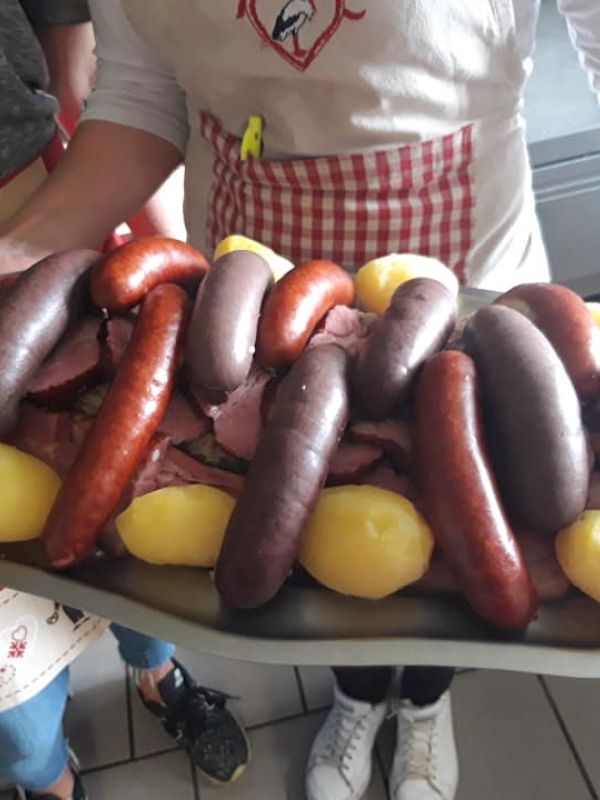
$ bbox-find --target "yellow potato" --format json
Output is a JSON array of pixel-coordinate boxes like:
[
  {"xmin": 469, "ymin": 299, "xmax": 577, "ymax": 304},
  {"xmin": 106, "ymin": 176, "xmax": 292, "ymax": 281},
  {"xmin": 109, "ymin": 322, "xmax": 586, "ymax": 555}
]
[
  {"xmin": 0, "ymin": 443, "xmax": 61, "ymax": 542},
  {"xmin": 299, "ymin": 485, "xmax": 434, "ymax": 600},
  {"xmin": 116, "ymin": 484, "xmax": 235, "ymax": 567},
  {"xmin": 214, "ymin": 235, "xmax": 293, "ymax": 281},
  {"xmin": 586, "ymin": 302, "xmax": 600, "ymax": 330},
  {"xmin": 355, "ymin": 253, "xmax": 459, "ymax": 315},
  {"xmin": 555, "ymin": 511, "xmax": 600, "ymax": 602}
]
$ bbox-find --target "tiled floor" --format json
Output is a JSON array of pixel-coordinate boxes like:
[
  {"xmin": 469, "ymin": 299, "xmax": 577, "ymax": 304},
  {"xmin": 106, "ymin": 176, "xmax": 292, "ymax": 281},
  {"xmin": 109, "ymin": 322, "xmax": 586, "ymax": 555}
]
[{"xmin": 3, "ymin": 634, "xmax": 600, "ymax": 799}]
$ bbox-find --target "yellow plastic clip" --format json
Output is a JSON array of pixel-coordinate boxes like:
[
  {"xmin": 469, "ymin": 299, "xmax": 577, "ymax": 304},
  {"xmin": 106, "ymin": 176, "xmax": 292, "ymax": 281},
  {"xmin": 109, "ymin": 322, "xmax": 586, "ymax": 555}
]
[{"xmin": 240, "ymin": 115, "xmax": 264, "ymax": 161}]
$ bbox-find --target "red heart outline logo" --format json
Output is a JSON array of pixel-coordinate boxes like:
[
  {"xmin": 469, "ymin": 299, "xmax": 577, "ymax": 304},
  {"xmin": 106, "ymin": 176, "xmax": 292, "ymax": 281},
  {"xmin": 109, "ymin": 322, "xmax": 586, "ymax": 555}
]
[
  {"xmin": 245, "ymin": 1, "xmax": 364, "ymax": 72},
  {"xmin": 11, "ymin": 625, "xmax": 27, "ymax": 642}
]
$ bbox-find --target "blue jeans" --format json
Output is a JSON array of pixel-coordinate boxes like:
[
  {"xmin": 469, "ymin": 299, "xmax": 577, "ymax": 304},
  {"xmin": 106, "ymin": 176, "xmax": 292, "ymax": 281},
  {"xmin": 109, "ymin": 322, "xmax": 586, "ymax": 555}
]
[{"xmin": 0, "ymin": 625, "xmax": 175, "ymax": 792}]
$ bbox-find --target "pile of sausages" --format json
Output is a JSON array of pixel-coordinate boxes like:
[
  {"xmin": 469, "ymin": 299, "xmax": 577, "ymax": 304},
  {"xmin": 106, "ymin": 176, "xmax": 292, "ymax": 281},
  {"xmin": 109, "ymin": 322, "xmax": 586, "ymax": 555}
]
[{"xmin": 0, "ymin": 236, "xmax": 598, "ymax": 631}]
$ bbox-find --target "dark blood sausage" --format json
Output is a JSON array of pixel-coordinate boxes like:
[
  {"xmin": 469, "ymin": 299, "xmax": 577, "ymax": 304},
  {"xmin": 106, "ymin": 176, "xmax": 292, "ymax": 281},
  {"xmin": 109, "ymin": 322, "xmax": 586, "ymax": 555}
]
[
  {"xmin": 256, "ymin": 260, "xmax": 355, "ymax": 369},
  {"xmin": 42, "ymin": 283, "xmax": 189, "ymax": 568},
  {"xmin": 464, "ymin": 305, "xmax": 589, "ymax": 533},
  {"xmin": 215, "ymin": 344, "xmax": 350, "ymax": 609},
  {"xmin": 0, "ymin": 249, "xmax": 100, "ymax": 436},
  {"xmin": 494, "ymin": 282, "xmax": 600, "ymax": 400},
  {"xmin": 186, "ymin": 251, "xmax": 273, "ymax": 393},
  {"xmin": 353, "ymin": 278, "xmax": 457, "ymax": 419},
  {"xmin": 0, "ymin": 272, "xmax": 20, "ymax": 298},
  {"xmin": 414, "ymin": 350, "xmax": 538, "ymax": 629},
  {"xmin": 90, "ymin": 236, "xmax": 209, "ymax": 311}
]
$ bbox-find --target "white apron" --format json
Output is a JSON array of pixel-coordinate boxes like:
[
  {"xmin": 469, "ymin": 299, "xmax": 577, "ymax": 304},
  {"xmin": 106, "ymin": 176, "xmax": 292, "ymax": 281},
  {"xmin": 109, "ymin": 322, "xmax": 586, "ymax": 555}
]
[{"xmin": 124, "ymin": 0, "xmax": 549, "ymax": 289}]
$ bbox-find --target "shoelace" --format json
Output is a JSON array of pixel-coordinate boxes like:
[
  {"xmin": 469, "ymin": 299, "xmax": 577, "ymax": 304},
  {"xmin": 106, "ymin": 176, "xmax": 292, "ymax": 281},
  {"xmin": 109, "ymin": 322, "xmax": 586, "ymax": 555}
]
[
  {"xmin": 401, "ymin": 717, "xmax": 436, "ymax": 781},
  {"xmin": 170, "ymin": 685, "xmax": 235, "ymax": 738},
  {"xmin": 317, "ymin": 705, "xmax": 369, "ymax": 772}
]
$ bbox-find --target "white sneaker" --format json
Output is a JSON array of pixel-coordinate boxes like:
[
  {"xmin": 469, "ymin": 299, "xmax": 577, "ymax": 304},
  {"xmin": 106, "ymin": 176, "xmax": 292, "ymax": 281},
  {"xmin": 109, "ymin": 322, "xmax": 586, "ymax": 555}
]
[
  {"xmin": 390, "ymin": 691, "xmax": 458, "ymax": 800},
  {"xmin": 305, "ymin": 684, "xmax": 387, "ymax": 800}
]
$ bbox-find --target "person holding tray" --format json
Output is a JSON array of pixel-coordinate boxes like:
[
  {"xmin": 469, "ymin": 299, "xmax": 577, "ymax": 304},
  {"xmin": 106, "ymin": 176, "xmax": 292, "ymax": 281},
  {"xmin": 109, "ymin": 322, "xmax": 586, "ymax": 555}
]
[
  {"xmin": 1, "ymin": 2, "xmax": 600, "ymax": 800},
  {"xmin": 0, "ymin": 4, "xmax": 249, "ymax": 799}
]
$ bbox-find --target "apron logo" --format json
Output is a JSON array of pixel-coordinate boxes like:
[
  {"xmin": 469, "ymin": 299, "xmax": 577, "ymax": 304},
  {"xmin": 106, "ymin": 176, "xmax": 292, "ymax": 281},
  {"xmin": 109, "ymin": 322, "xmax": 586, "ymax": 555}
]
[
  {"xmin": 8, "ymin": 625, "xmax": 28, "ymax": 658},
  {"xmin": 236, "ymin": 0, "xmax": 366, "ymax": 71}
]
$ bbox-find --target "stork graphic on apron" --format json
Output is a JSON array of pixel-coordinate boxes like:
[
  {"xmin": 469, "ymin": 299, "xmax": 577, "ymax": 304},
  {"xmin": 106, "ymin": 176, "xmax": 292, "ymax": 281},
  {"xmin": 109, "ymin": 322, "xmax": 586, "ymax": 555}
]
[{"xmin": 236, "ymin": 0, "xmax": 366, "ymax": 71}]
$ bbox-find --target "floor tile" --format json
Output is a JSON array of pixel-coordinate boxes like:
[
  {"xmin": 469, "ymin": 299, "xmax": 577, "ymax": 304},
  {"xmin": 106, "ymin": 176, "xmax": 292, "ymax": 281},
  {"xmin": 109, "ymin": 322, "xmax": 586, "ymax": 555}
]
[
  {"xmin": 377, "ymin": 670, "xmax": 592, "ymax": 799},
  {"xmin": 544, "ymin": 674, "xmax": 600, "ymax": 794},
  {"xmin": 131, "ymin": 649, "xmax": 303, "ymax": 757},
  {"xmin": 453, "ymin": 670, "xmax": 589, "ymax": 800},
  {"xmin": 297, "ymin": 666, "xmax": 334, "ymax": 710},
  {"xmin": 200, "ymin": 711, "xmax": 387, "ymax": 799},
  {"xmin": 84, "ymin": 752, "xmax": 195, "ymax": 799},
  {"xmin": 65, "ymin": 632, "xmax": 130, "ymax": 770}
]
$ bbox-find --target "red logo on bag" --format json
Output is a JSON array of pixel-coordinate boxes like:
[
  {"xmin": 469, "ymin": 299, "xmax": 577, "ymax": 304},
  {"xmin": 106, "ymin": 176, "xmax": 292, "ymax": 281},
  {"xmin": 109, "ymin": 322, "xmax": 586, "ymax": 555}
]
[
  {"xmin": 236, "ymin": 0, "xmax": 366, "ymax": 71},
  {"xmin": 7, "ymin": 625, "xmax": 28, "ymax": 659}
]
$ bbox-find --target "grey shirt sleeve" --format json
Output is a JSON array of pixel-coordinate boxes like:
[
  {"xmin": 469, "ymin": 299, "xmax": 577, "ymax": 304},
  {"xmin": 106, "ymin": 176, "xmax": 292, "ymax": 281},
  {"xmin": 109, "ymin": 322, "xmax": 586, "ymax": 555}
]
[{"xmin": 20, "ymin": 0, "xmax": 91, "ymax": 27}]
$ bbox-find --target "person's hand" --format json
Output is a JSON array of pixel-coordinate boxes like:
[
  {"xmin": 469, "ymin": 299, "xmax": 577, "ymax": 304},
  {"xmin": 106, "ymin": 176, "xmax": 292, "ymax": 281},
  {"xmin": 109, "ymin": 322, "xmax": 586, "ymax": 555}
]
[{"xmin": 36, "ymin": 23, "xmax": 97, "ymax": 135}]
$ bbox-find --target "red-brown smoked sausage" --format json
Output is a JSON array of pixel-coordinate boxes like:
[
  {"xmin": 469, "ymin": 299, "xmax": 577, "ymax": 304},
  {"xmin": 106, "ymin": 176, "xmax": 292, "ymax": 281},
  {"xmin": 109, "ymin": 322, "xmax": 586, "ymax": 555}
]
[
  {"xmin": 42, "ymin": 283, "xmax": 189, "ymax": 568},
  {"xmin": 91, "ymin": 236, "xmax": 209, "ymax": 311},
  {"xmin": 414, "ymin": 350, "xmax": 538, "ymax": 629},
  {"xmin": 256, "ymin": 260, "xmax": 355, "ymax": 369}
]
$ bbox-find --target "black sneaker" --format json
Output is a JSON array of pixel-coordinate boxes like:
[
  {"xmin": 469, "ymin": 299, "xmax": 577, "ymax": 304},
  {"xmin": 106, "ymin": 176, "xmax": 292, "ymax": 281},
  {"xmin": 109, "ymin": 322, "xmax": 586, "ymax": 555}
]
[
  {"xmin": 15, "ymin": 748, "xmax": 86, "ymax": 800},
  {"xmin": 136, "ymin": 658, "xmax": 250, "ymax": 785}
]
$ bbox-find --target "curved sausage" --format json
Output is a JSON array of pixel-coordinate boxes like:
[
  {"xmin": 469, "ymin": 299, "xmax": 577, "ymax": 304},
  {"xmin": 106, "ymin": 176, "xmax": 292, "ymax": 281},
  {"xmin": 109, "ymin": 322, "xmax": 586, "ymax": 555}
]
[
  {"xmin": 90, "ymin": 236, "xmax": 209, "ymax": 311},
  {"xmin": 414, "ymin": 350, "xmax": 538, "ymax": 629},
  {"xmin": 215, "ymin": 344, "xmax": 350, "ymax": 609},
  {"xmin": 495, "ymin": 282, "xmax": 600, "ymax": 400},
  {"xmin": 42, "ymin": 283, "xmax": 189, "ymax": 568},
  {"xmin": 464, "ymin": 305, "xmax": 589, "ymax": 533},
  {"xmin": 0, "ymin": 250, "xmax": 100, "ymax": 437},
  {"xmin": 353, "ymin": 278, "xmax": 457, "ymax": 419},
  {"xmin": 256, "ymin": 260, "xmax": 355, "ymax": 369},
  {"xmin": 0, "ymin": 272, "xmax": 19, "ymax": 299},
  {"xmin": 186, "ymin": 250, "xmax": 273, "ymax": 393}
]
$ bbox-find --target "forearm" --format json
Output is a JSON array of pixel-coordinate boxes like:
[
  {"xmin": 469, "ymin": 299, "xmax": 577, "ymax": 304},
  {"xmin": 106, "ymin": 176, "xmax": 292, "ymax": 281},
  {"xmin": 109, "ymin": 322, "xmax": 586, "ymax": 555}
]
[
  {"xmin": 36, "ymin": 22, "xmax": 97, "ymax": 135},
  {"xmin": 128, "ymin": 167, "xmax": 186, "ymax": 240},
  {"xmin": 0, "ymin": 120, "xmax": 182, "ymax": 268}
]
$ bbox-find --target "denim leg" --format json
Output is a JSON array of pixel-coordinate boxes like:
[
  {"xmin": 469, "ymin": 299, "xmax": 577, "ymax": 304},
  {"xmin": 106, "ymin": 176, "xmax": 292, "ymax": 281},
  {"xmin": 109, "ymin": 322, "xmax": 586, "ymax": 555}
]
[
  {"xmin": 0, "ymin": 668, "xmax": 70, "ymax": 791},
  {"xmin": 110, "ymin": 624, "xmax": 176, "ymax": 670}
]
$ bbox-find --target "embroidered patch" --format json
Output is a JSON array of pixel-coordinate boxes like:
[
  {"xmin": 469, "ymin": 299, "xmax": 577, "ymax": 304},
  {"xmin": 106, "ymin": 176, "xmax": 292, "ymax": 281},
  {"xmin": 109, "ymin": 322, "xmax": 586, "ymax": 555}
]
[{"xmin": 236, "ymin": 0, "xmax": 366, "ymax": 71}]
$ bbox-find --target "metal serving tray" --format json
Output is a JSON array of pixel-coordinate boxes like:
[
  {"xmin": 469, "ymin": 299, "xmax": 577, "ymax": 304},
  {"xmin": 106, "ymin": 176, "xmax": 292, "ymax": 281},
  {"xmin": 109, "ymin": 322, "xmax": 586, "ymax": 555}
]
[{"xmin": 2, "ymin": 288, "xmax": 600, "ymax": 678}]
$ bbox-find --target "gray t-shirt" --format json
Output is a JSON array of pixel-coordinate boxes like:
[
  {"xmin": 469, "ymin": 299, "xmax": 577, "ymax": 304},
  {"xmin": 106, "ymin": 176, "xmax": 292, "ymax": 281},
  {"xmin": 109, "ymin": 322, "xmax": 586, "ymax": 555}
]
[{"xmin": 0, "ymin": 0, "xmax": 90, "ymax": 181}]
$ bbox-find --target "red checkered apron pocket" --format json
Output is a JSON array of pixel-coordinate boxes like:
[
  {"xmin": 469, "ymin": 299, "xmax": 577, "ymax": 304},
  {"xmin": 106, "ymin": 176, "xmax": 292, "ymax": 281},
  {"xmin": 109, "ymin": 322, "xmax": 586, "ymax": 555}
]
[{"xmin": 200, "ymin": 112, "xmax": 475, "ymax": 285}]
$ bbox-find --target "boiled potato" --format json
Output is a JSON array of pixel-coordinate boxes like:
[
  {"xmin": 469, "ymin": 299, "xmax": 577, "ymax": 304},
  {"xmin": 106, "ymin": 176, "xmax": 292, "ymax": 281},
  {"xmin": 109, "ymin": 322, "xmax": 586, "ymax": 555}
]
[
  {"xmin": 299, "ymin": 485, "xmax": 434, "ymax": 600},
  {"xmin": 555, "ymin": 511, "xmax": 600, "ymax": 601},
  {"xmin": 355, "ymin": 253, "xmax": 459, "ymax": 315},
  {"xmin": 586, "ymin": 302, "xmax": 600, "ymax": 330},
  {"xmin": 116, "ymin": 484, "xmax": 235, "ymax": 567},
  {"xmin": 0, "ymin": 443, "xmax": 61, "ymax": 542},
  {"xmin": 214, "ymin": 235, "xmax": 293, "ymax": 281}
]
